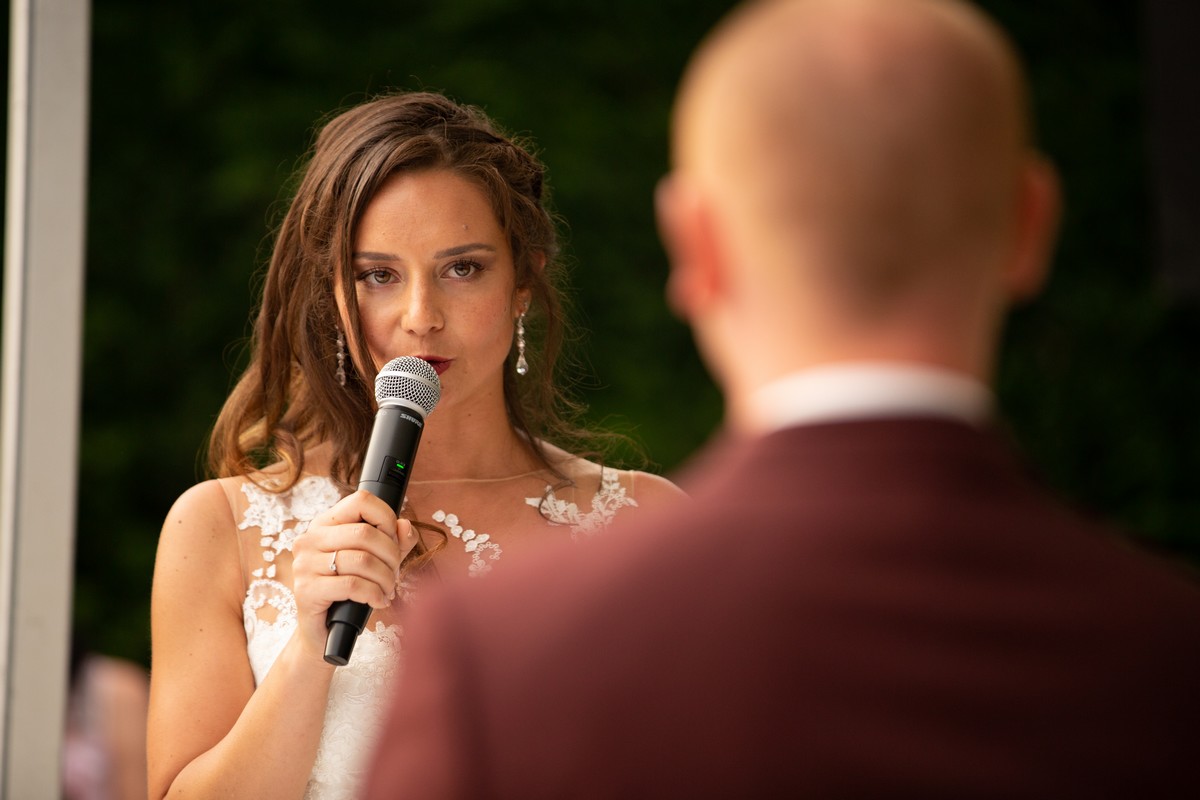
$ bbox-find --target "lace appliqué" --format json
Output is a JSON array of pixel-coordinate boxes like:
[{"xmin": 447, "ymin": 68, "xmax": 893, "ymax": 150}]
[
  {"xmin": 242, "ymin": 579, "xmax": 297, "ymax": 685},
  {"xmin": 239, "ymin": 476, "xmax": 341, "ymax": 579},
  {"xmin": 240, "ymin": 476, "xmax": 345, "ymax": 681},
  {"xmin": 233, "ymin": 469, "xmax": 640, "ymax": 798},
  {"xmin": 307, "ymin": 621, "xmax": 402, "ymax": 800},
  {"xmin": 431, "ymin": 509, "xmax": 503, "ymax": 577},
  {"xmin": 237, "ymin": 475, "xmax": 402, "ymax": 800},
  {"xmin": 526, "ymin": 467, "xmax": 638, "ymax": 541}
]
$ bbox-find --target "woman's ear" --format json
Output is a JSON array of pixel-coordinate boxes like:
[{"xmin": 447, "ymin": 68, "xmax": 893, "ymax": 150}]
[
  {"xmin": 656, "ymin": 174, "xmax": 726, "ymax": 321},
  {"xmin": 516, "ymin": 252, "xmax": 545, "ymax": 314},
  {"xmin": 515, "ymin": 286, "xmax": 533, "ymax": 316}
]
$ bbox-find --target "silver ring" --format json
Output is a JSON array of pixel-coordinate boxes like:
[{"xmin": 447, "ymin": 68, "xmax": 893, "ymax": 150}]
[{"xmin": 329, "ymin": 550, "xmax": 339, "ymax": 575}]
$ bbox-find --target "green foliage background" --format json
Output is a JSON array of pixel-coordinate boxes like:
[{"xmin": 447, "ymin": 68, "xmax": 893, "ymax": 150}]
[{"xmin": 63, "ymin": 0, "xmax": 1197, "ymax": 664}]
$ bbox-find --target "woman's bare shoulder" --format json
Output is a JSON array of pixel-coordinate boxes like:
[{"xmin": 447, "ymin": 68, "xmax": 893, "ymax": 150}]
[
  {"xmin": 156, "ymin": 478, "xmax": 245, "ymax": 581},
  {"xmin": 537, "ymin": 442, "xmax": 686, "ymax": 510},
  {"xmin": 163, "ymin": 479, "xmax": 237, "ymax": 534},
  {"xmin": 621, "ymin": 469, "xmax": 687, "ymax": 509},
  {"xmin": 152, "ymin": 480, "xmax": 247, "ymax": 655}
]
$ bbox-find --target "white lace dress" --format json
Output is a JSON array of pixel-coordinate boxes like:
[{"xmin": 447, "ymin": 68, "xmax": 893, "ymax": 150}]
[{"xmin": 232, "ymin": 468, "xmax": 640, "ymax": 799}]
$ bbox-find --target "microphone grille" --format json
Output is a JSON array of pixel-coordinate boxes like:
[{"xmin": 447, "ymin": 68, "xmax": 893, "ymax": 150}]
[{"xmin": 374, "ymin": 356, "xmax": 441, "ymax": 417}]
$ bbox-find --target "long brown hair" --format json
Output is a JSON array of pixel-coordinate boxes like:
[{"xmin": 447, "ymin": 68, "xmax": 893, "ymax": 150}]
[{"xmin": 208, "ymin": 91, "xmax": 588, "ymax": 491}]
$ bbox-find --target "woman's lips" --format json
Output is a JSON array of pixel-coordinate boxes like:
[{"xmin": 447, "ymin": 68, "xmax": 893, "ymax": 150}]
[{"xmin": 417, "ymin": 357, "xmax": 450, "ymax": 376}]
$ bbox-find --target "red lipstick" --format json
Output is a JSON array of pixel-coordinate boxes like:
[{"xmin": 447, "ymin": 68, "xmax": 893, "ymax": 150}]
[{"xmin": 416, "ymin": 356, "xmax": 451, "ymax": 376}]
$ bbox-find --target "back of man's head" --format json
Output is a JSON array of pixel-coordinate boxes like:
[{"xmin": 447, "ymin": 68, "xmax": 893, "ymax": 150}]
[{"xmin": 658, "ymin": 0, "xmax": 1060, "ymax": 412}]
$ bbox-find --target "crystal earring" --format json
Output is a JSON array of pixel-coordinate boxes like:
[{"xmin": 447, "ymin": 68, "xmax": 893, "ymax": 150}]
[
  {"xmin": 515, "ymin": 310, "xmax": 528, "ymax": 376},
  {"xmin": 335, "ymin": 328, "xmax": 347, "ymax": 386}
]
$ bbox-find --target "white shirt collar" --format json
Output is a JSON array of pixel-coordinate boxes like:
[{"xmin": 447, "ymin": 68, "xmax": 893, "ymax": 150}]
[{"xmin": 747, "ymin": 362, "xmax": 993, "ymax": 435}]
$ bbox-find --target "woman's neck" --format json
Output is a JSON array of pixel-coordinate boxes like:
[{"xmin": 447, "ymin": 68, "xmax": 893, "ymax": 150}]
[{"xmin": 405, "ymin": 397, "xmax": 542, "ymax": 483}]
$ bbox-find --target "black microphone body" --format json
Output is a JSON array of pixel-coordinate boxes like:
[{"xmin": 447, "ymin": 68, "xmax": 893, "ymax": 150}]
[{"xmin": 324, "ymin": 357, "xmax": 440, "ymax": 666}]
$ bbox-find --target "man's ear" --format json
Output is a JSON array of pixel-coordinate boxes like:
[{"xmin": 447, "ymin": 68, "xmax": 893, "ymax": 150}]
[
  {"xmin": 1004, "ymin": 154, "xmax": 1061, "ymax": 303},
  {"xmin": 656, "ymin": 174, "xmax": 727, "ymax": 320}
]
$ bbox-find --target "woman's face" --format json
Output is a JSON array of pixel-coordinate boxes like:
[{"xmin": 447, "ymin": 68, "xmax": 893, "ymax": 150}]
[{"xmin": 342, "ymin": 168, "xmax": 528, "ymax": 411}]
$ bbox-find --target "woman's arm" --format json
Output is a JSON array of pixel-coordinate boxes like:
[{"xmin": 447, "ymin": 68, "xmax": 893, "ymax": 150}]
[
  {"xmin": 147, "ymin": 480, "xmax": 335, "ymax": 799},
  {"xmin": 147, "ymin": 481, "xmax": 413, "ymax": 800}
]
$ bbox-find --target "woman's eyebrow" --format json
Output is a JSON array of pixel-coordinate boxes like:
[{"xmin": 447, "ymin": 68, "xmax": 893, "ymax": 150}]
[
  {"xmin": 352, "ymin": 250, "xmax": 399, "ymax": 261},
  {"xmin": 434, "ymin": 243, "xmax": 496, "ymax": 258},
  {"xmin": 352, "ymin": 243, "xmax": 497, "ymax": 261}
]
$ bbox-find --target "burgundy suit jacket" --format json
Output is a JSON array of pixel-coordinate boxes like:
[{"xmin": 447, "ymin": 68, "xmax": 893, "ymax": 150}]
[{"xmin": 365, "ymin": 419, "xmax": 1200, "ymax": 798}]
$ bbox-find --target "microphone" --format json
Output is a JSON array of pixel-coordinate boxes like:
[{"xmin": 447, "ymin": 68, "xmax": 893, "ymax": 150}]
[{"xmin": 324, "ymin": 356, "xmax": 441, "ymax": 666}]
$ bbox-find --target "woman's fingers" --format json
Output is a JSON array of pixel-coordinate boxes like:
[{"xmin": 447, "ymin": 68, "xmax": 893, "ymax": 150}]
[
  {"xmin": 295, "ymin": 491, "xmax": 408, "ymax": 609},
  {"xmin": 308, "ymin": 493, "xmax": 403, "ymax": 568},
  {"xmin": 294, "ymin": 542, "xmax": 396, "ymax": 609},
  {"xmin": 324, "ymin": 520, "xmax": 402, "ymax": 572},
  {"xmin": 318, "ymin": 490, "xmax": 398, "ymax": 539},
  {"xmin": 397, "ymin": 519, "xmax": 420, "ymax": 560},
  {"xmin": 324, "ymin": 548, "xmax": 397, "ymax": 604}
]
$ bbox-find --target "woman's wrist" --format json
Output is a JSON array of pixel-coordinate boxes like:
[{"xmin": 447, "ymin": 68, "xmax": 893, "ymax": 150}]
[{"xmin": 283, "ymin": 629, "xmax": 339, "ymax": 682}]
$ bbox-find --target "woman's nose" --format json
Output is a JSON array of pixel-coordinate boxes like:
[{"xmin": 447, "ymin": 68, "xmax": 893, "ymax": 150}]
[{"xmin": 402, "ymin": 281, "xmax": 444, "ymax": 336}]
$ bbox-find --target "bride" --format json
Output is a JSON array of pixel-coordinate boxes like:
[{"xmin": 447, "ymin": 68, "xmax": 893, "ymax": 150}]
[{"xmin": 146, "ymin": 91, "xmax": 684, "ymax": 800}]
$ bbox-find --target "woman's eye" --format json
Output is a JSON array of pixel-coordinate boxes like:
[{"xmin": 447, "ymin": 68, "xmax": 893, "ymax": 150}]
[
  {"xmin": 357, "ymin": 269, "xmax": 395, "ymax": 285},
  {"xmin": 447, "ymin": 260, "xmax": 482, "ymax": 279}
]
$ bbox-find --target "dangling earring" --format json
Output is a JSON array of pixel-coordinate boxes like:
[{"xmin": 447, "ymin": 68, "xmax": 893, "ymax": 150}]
[
  {"xmin": 335, "ymin": 328, "xmax": 347, "ymax": 387},
  {"xmin": 515, "ymin": 310, "xmax": 529, "ymax": 376}
]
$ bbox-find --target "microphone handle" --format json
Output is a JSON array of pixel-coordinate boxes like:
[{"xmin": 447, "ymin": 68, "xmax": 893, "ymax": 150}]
[{"xmin": 324, "ymin": 404, "xmax": 424, "ymax": 666}]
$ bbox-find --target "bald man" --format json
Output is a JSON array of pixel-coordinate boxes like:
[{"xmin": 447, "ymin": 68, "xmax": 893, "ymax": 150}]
[{"xmin": 365, "ymin": 1, "xmax": 1200, "ymax": 797}]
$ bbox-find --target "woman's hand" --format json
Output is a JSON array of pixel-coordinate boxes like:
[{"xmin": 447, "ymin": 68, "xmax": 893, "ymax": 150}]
[{"xmin": 291, "ymin": 490, "xmax": 419, "ymax": 659}]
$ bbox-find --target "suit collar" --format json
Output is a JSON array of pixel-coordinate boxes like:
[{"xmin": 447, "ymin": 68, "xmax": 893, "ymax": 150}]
[{"xmin": 746, "ymin": 362, "xmax": 992, "ymax": 434}]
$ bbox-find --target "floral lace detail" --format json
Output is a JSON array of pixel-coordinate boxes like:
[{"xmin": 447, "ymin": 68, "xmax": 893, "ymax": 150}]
[
  {"xmin": 243, "ymin": 580, "xmax": 298, "ymax": 685},
  {"xmin": 238, "ymin": 476, "xmax": 401, "ymax": 800},
  {"xmin": 236, "ymin": 469, "xmax": 639, "ymax": 798},
  {"xmin": 242, "ymin": 586, "xmax": 400, "ymax": 799},
  {"xmin": 431, "ymin": 510, "xmax": 503, "ymax": 577},
  {"xmin": 307, "ymin": 622, "xmax": 402, "ymax": 800},
  {"xmin": 239, "ymin": 476, "xmax": 341, "ymax": 579},
  {"xmin": 244, "ymin": 579, "xmax": 298, "ymax": 629},
  {"xmin": 526, "ymin": 466, "xmax": 638, "ymax": 540}
]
